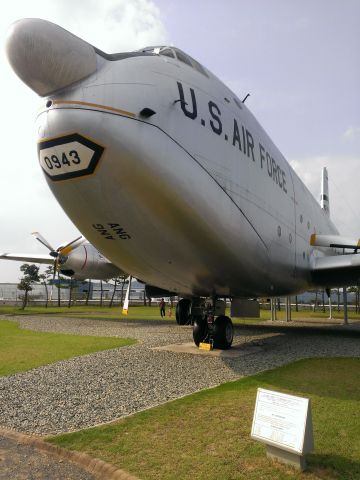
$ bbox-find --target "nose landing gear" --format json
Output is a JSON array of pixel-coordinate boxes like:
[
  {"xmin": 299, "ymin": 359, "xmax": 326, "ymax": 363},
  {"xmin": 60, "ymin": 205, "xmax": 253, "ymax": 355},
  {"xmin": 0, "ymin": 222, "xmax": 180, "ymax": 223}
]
[{"xmin": 192, "ymin": 298, "xmax": 234, "ymax": 350}]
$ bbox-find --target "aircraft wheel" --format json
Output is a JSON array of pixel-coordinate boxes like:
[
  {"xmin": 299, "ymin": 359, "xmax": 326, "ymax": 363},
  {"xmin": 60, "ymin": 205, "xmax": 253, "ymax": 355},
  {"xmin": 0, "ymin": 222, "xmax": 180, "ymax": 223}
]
[
  {"xmin": 193, "ymin": 316, "xmax": 208, "ymax": 346},
  {"xmin": 176, "ymin": 298, "xmax": 191, "ymax": 325},
  {"xmin": 213, "ymin": 315, "xmax": 233, "ymax": 349}
]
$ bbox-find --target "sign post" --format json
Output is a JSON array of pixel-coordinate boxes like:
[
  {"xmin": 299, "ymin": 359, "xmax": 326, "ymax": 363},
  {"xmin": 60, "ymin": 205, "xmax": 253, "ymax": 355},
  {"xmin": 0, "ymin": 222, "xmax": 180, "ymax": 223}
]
[{"xmin": 251, "ymin": 388, "xmax": 314, "ymax": 471}]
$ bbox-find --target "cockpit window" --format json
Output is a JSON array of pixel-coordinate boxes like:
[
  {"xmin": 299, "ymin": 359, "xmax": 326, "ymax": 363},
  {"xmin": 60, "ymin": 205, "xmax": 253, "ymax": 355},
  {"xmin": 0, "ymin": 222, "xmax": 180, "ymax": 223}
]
[
  {"xmin": 94, "ymin": 44, "xmax": 208, "ymax": 77},
  {"xmin": 141, "ymin": 46, "xmax": 209, "ymax": 77},
  {"xmin": 159, "ymin": 48, "xmax": 175, "ymax": 59},
  {"xmin": 94, "ymin": 47, "xmax": 155, "ymax": 61},
  {"xmin": 173, "ymin": 48, "xmax": 208, "ymax": 77},
  {"xmin": 174, "ymin": 49, "xmax": 193, "ymax": 66},
  {"xmin": 189, "ymin": 57, "xmax": 208, "ymax": 77},
  {"xmin": 139, "ymin": 46, "xmax": 161, "ymax": 53}
]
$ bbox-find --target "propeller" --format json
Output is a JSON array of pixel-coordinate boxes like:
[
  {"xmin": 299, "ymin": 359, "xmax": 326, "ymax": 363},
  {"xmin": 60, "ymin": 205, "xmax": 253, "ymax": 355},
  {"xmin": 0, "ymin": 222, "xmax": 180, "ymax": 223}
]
[
  {"xmin": 31, "ymin": 232, "xmax": 86, "ymax": 279},
  {"xmin": 32, "ymin": 231, "xmax": 55, "ymax": 252},
  {"xmin": 122, "ymin": 275, "xmax": 132, "ymax": 315},
  {"xmin": 58, "ymin": 236, "xmax": 85, "ymax": 256}
]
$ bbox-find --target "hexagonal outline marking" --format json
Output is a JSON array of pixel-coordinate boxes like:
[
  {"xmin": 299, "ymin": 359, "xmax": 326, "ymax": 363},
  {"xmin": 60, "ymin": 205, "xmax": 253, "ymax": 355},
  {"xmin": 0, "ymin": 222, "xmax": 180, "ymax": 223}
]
[{"xmin": 37, "ymin": 133, "xmax": 105, "ymax": 181}]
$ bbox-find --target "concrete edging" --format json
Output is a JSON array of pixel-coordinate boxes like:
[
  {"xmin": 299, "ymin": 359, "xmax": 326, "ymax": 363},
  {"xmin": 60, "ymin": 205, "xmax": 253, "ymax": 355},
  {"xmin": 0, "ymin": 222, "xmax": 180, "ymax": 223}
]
[{"xmin": 0, "ymin": 428, "xmax": 139, "ymax": 480}]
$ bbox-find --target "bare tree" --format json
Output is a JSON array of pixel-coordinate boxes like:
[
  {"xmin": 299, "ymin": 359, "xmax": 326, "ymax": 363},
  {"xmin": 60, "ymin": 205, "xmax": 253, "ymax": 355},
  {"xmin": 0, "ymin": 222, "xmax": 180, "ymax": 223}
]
[
  {"xmin": 39, "ymin": 265, "xmax": 53, "ymax": 308},
  {"xmin": 110, "ymin": 277, "xmax": 123, "ymax": 307},
  {"xmin": 54, "ymin": 274, "xmax": 67, "ymax": 307},
  {"xmin": 313, "ymin": 290, "xmax": 318, "ymax": 312},
  {"xmin": 146, "ymin": 291, "xmax": 152, "ymax": 307},
  {"xmin": 100, "ymin": 280, "xmax": 103, "ymax": 307},
  {"xmin": 57, "ymin": 272, "xmax": 61, "ymax": 307},
  {"xmin": 348, "ymin": 286, "xmax": 360, "ymax": 314},
  {"xmin": 68, "ymin": 278, "xmax": 73, "ymax": 308},
  {"xmin": 85, "ymin": 279, "xmax": 91, "ymax": 305}
]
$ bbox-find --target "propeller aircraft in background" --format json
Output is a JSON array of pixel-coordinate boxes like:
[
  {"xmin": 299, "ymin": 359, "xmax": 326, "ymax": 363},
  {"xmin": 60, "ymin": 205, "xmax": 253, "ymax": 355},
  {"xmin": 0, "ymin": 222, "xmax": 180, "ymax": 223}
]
[
  {"xmin": 0, "ymin": 231, "xmax": 123, "ymax": 281},
  {"xmin": 6, "ymin": 18, "xmax": 360, "ymax": 348}
]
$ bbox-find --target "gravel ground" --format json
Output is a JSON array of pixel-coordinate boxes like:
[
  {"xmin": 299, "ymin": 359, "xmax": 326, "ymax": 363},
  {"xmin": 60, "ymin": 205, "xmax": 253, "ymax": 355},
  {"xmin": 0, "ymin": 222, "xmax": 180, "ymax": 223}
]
[
  {"xmin": 1, "ymin": 315, "xmax": 360, "ymax": 436},
  {"xmin": 0, "ymin": 433, "xmax": 94, "ymax": 480}
]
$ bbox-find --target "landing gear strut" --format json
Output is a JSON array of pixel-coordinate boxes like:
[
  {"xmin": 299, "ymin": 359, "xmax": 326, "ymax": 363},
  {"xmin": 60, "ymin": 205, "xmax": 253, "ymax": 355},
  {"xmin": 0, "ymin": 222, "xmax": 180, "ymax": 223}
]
[{"xmin": 191, "ymin": 298, "xmax": 234, "ymax": 350}]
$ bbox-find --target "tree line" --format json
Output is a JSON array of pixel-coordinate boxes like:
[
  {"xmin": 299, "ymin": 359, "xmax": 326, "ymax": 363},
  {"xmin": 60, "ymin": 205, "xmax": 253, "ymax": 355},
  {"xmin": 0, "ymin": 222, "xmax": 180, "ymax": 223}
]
[{"xmin": 17, "ymin": 263, "xmax": 136, "ymax": 309}]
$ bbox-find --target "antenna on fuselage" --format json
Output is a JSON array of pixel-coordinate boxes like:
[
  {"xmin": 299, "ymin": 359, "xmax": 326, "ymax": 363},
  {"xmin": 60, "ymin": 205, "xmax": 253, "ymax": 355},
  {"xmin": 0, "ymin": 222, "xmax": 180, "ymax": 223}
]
[
  {"xmin": 242, "ymin": 93, "xmax": 250, "ymax": 103},
  {"xmin": 320, "ymin": 167, "xmax": 330, "ymax": 216}
]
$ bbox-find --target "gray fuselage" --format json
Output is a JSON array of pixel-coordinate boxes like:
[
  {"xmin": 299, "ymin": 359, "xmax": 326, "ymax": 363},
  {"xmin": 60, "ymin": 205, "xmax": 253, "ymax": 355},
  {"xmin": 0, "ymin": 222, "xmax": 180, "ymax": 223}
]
[{"xmin": 35, "ymin": 46, "xmax": 337, "ymax": 297}]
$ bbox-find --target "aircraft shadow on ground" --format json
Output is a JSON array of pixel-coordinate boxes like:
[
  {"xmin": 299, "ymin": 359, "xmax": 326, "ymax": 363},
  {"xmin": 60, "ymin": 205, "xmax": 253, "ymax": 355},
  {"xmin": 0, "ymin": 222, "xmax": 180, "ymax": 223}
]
[
  {"xmin": 234, "ymin": 322, "xmax": 360, "ymax": 338},
  {"xmin": 217, "ymin": 324, "xmax": 360, "ymax": 401}
]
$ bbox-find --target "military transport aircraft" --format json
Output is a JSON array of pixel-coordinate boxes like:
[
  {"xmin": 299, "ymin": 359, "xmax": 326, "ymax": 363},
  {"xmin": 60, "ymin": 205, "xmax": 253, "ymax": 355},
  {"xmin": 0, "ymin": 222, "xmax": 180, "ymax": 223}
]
[
  {"xmin": 0, "ymin": 232, "xmax": 123, "ymax": 281},
  {"xmin": 6, "ymin": 18, "xmax": 360, "ymax": 349}
]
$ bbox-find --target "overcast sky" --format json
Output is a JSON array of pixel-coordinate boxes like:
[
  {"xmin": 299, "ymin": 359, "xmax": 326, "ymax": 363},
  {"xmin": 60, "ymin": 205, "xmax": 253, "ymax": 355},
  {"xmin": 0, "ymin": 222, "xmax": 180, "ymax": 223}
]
[{"xmin": 1, "ymin": 0, "xmax": 359, "ymax": 282}]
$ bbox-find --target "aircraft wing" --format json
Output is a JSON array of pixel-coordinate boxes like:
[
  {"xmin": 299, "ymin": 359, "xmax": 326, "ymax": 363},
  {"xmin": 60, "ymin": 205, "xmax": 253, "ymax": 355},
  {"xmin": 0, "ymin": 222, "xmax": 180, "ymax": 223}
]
[
  {"xmin": 311, "ymin": 253, "xmax": 360, "ymax": 287},
  {"xmin": 0, "ymin": 253, "xmax": 53, "ymax": 265}
]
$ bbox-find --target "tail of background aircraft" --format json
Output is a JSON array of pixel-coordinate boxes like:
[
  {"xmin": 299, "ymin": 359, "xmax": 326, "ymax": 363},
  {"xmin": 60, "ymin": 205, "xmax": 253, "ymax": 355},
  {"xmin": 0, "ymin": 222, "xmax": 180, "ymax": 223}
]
[{"xmin": 320, "ymin": 167, "xmax": 330, "ymax": 216}]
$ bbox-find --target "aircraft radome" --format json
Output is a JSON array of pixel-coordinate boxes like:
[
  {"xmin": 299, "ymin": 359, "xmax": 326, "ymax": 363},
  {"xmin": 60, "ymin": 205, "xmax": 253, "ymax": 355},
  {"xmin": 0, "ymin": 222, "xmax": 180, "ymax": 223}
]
[
  {"xmin": 0, "ymin": 231, "xmax": 123, "ymax": 281},
  {"xmin": 6, "ymin": 18, "xmax": 360, "ymax": 349}
]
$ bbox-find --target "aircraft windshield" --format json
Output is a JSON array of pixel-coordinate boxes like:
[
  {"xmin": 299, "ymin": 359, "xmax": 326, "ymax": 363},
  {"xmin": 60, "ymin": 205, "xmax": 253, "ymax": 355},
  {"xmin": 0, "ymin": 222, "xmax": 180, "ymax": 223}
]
[
  {"xmin": 95, "ymin": 45, "xmax": 208, "ymax": 77},
  {"xmin": 139, "ymin": 46, "xmax": 208, "ymax": 77}
]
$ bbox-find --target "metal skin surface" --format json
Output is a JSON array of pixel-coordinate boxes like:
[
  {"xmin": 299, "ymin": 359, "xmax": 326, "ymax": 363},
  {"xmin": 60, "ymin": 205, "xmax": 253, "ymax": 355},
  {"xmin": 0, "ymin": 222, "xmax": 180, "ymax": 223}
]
[
  {"xmin": 0, "ymin": 242, "xmax": 122, "ymax": 281},
  {"xmin": 8, "ymin": 19, "xmax": 341, "ymax": 298},
  {"xmin": 58, "ymin": 243, "xmax": 121, "ymax": 281}
]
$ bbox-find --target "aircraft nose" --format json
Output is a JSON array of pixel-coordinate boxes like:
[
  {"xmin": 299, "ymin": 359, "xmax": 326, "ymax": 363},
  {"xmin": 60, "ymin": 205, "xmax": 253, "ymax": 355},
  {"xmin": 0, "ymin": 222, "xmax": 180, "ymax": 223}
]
[{"xmin": 6, "ymin": 18, "xmax": 97, "ymax": 96}]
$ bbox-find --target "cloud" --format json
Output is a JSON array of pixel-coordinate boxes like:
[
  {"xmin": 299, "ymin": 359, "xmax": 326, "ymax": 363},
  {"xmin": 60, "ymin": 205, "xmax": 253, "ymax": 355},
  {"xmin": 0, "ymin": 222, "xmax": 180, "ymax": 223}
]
[
  {"xmin": 343, "ymin": 126, "xmax": 360, "ymax": 139},
  {"xmin": 49, "ymin": 0, "xmax": 167, "ymax": 52},
  {"xmin": 0, "ymin": 0, "xmax": 168, "ymax": 282},
  {"xmin": 1, "ymin": 1, "xmax": 167, "ymax": 55}
]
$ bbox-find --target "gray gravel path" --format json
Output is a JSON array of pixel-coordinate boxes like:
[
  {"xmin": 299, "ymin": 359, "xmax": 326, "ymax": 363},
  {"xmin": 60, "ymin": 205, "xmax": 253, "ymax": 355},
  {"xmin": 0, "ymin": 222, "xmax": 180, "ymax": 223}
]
[
  {"xmin": 0, "ymin": 433, "xmax": 94, "ymax": 480},
  {"xmin": 1, "ymin": 315, "xmax": 360, "ymax": 436}
]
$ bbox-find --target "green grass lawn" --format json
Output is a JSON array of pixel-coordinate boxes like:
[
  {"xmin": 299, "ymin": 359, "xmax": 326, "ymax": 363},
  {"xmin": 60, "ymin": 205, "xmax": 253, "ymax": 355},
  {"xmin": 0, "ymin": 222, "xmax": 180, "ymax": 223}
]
[
  {"xmin": 0, "ymin": 305, "xmax": 166, "ymax": 320},
  {"xmin": 0, "ymin": 319, "xmax": 136, "ymax": 376},
  {"xmin": 1, "ymin": 304, "xmax": 358, "ymax": 325},
  {"xmin": 49, "ymin": 358, "xmax": 360, "ymax": 480}
]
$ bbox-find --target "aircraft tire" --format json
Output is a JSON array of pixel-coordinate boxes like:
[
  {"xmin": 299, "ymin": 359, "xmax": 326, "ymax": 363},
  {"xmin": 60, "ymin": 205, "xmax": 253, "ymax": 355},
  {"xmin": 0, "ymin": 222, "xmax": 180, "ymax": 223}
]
[
  {"xmin": 193, "ymin": 316, "xmax": 208, "ymax": 346},
  {"xmin": 213, "ymin": 315, "xmax": 233, "ymax": 349},
  {"xmin": 176, "ymin": 298, "xmax": 191, "ymax": 325}
]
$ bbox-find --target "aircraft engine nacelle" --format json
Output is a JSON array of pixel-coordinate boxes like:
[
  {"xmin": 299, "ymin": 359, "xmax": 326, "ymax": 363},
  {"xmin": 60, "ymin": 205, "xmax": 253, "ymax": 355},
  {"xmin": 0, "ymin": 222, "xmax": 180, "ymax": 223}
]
[{"xmin": 59, "ymin": 244, "xmax": 121, "ymax": 280}]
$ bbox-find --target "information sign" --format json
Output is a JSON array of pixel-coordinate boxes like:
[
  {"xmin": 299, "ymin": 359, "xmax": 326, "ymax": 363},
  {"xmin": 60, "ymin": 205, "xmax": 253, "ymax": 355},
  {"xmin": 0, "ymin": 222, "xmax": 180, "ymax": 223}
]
[{"xmin": 251, "ymin": 388, "xmax": 313, "ymax": 455}]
